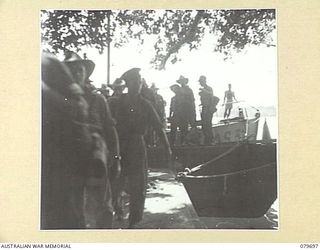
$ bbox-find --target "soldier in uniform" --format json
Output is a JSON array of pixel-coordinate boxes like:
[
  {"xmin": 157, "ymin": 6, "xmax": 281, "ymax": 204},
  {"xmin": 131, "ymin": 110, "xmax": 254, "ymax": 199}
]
[
  {"xmin": 176, "ymin": 75, "xmax": 196, "ymax": 145},
  {"xmin": 64, "ymin": 51, "xmax": 121, "ymax": 229},
  {"xmin": 168, "ymin": 84, "xmax": 181, "ymax": 146},
  {"xmin": 41, "ymin": 52, "xmax": 92, "ymax": 229},
  {"xmin": 148, "ymin": 83, "xmax": 166, "ymax": 146},
  {"xmin": 150, "ymin": 83, "xmax": 166, "ymax": 123},
  {"xmin": 198, "ymin": 75, "xmax": 215, "ymax": 145},
  {"xmin": 109, "ymin": 68, "xmax": 172, "ymax": 228},
  {"xmin": 108, "ymin": 78, "xmax": 126, "ymax": 97}
]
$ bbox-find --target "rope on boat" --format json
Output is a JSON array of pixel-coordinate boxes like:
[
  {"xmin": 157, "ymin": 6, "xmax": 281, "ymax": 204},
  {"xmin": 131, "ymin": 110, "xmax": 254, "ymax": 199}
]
[
  {"xmin": 185, "ymin": 142, "xmax": 241, "ymax": 174},
  {"xmin": 176, "ymin": 142, "xmax": 241, "ymax": 180},
  {"xmin": 177, "ymin": 162, "xmax": 276, "ymax": 180}
]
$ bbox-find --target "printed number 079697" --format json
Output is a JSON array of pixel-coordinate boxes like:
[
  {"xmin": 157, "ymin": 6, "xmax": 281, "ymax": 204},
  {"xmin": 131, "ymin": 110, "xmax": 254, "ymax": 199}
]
[{"xmin": 300, "ymin": 244, "xmax": 319, "ymax": 248}]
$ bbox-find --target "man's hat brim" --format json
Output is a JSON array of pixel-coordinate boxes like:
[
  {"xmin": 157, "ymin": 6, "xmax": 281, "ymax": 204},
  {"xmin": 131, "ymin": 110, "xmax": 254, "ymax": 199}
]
[
  {"xmin": 120, "ymin": 68, "xmax": 141, "ymax": 84},
  {"xmin": 176, "ymin": 75, "xmax": 188, "ymax": 84},
  {"xmin": 64, "ymin": 59, "xmax": 95, "ymax": 78},
  {"xmin": 107, "ymin": 83, "xmax": 126, "ymax": 90}
]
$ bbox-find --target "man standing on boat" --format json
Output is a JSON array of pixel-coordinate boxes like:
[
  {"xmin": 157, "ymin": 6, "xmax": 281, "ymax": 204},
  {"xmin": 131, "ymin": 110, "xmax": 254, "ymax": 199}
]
[
  {"xmin": 176, "ymin": 75, "xmax": 196, "ymax": 145},
  {"xmin": 109, "ymin": 68, "xmax": 172, "ymax": 228},
  {"xmin": 169, "ymin": 84, "xmax": 181, "ymax": 146},
  {"xmin": 199, "ymin": 75, "xmax": 216, "ymax": 145},
  {"xmin": 223, "ymin": 83, "xmax": 237, "ymax": 119}
]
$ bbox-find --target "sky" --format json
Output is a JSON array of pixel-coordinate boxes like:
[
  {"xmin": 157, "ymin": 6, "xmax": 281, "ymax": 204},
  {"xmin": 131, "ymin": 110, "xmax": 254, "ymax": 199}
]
[{"xmin": 86, "ymin": 32, "xmax": 277, "ymax": 115}]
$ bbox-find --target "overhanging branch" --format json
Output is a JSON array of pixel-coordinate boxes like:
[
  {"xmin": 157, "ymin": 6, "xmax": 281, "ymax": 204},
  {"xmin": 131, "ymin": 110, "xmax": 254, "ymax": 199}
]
[{"xmin": 158, "ymin": 10, "xmax": 205, "ymax": 69}]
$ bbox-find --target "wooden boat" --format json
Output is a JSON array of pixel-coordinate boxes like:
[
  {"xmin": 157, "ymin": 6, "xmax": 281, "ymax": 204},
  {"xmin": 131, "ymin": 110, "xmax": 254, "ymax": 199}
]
[
  {"xmin": 176, "ymin": 140, "xmax": 277, "ymax": 218},
  {"xmin": 163, "ymin": 103, "xmax": 262, "ymax": 146},
  {"xmin": 147, "ymin": 103, "xmax": 277, "ymax": 218},
  {"xmin": 148, "ymin": 114, "xmax": 266, "ymax": 170}
]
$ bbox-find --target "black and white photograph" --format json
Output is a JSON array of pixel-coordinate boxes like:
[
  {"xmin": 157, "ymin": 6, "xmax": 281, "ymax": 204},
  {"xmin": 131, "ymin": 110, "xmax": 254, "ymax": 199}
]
[{"xmin": 40, "ymin": 9, "xmax": 278, "ymax": 230}]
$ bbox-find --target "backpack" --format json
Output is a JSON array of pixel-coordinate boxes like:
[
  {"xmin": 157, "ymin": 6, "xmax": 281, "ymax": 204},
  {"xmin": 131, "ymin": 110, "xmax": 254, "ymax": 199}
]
[
  {"xmin": 212, "ymin": 96, "xmax": 220, "ymax": 107},
  {"xmin": 209, "ymin": 95, "xmax": 220, "ymax": 113}
]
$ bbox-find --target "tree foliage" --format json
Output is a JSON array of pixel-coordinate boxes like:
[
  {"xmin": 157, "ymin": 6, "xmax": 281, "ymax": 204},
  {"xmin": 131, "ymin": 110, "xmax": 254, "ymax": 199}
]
[{"xmin": 41, "ymin": 9, "xmax": 276, "ymax": 69}]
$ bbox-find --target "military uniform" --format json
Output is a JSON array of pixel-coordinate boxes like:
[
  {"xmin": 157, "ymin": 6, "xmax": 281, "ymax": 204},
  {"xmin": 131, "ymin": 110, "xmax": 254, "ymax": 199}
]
[
  {"xmin": 41, "ymin": 53, "xmax": 92, "ymax": 229},
  {"xmin": 199, "ymin": 85, "xmax": 215, "ymax": 144},
  {"xmin": 169, "ymin": 95, "xmax": 179, "ymax": 145},
  {"xmin": 109, "ymin": 94, "xmax": 164, "ymax": 226},
  {"xmin": 175, "ymin": 85, "xmax": 196, "ymax": 145},
  {"xmin": 83, "ymin": 86, "xmax": 116, "ymax": 229}
]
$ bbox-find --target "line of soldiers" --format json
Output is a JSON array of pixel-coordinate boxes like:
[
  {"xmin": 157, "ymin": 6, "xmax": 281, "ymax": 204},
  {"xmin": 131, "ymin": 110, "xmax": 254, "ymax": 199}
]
[
  {"xmin": 89, "ymin": 71, "xmax": 236, "ymax": 148},
  {"xmin": 169, "ymin": 77, "xmax": 238, "ymax": 146},
  {"xmin": 41, "ymin": 51, "xmax": 172, "ymax": 229},
  {"xmin": 97, "ymin": 77, "xmax": 167, "ymax": 148},
  {"xmin": 41, "ymin": 50, "xmax": 238, "ymax": 229},
  {"xmin": 169, "ymin": 75, "xmax": 223, "ymax": 146}
]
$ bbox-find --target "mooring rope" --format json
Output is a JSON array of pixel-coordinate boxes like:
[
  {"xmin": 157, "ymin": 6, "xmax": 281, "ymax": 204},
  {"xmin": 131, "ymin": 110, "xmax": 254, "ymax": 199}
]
[
  {"xmin": 178, "ymin": 162, "xmax": 276, "ymax": 180},
  {"xmin": 186, "ymin": 142, "xmax": 241, "ymax": 174}
]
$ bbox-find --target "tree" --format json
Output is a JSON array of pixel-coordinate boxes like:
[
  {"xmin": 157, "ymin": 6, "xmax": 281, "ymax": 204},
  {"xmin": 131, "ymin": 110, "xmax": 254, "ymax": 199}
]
[{"xmin": 41, "ymin": 9, "xmax": 276, "ymax": 70}]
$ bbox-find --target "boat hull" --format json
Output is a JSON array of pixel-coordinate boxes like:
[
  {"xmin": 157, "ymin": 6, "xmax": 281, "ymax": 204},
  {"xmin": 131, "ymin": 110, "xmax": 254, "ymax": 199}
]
[
  {"xmin": 164, "ymin": 117, "xmax": 260, "ymax": 147},
  {"xmin": 212, "ymin": 117, "xmax": 259, "ymax": 143},
  {"xmin": 178, "ymin": 142, "xmax": 277, "ymax": 218}
]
